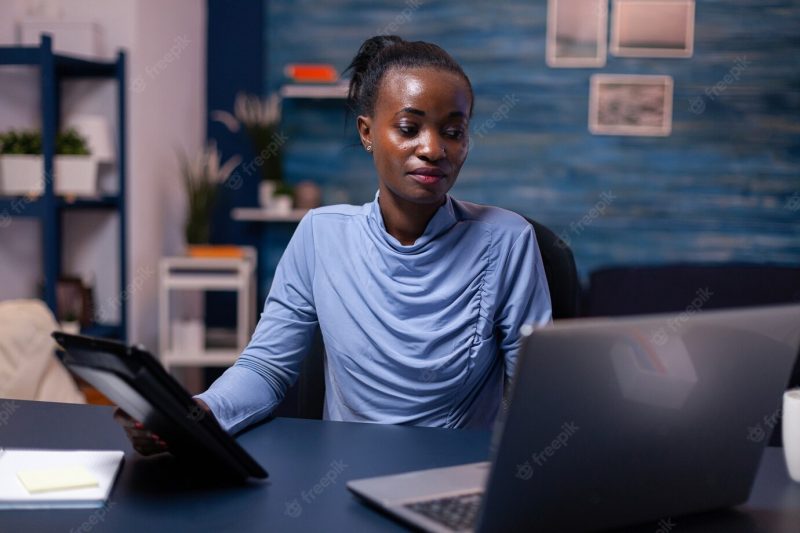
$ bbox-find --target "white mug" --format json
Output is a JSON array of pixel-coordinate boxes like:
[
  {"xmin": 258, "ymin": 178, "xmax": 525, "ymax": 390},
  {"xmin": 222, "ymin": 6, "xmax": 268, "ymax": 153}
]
[{"xmin": 784, "ymin": 389, "xmax": 800, "ymax": 483}]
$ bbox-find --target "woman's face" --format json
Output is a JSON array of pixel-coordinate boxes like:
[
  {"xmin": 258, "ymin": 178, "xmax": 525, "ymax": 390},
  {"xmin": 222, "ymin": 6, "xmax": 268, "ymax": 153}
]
[{"xmin": 358, "ymin": 67, "xmax": 471, "ymax": 206}]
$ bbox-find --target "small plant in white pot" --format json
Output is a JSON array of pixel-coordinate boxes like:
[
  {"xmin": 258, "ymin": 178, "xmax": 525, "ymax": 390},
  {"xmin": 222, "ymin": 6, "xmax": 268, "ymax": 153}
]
[
  {"xmin": 0, "ymin": 130, "xmax": 43, "ymax": 195},
  {"xmin": 55, "ymin": 128, "xmax": 96, "ymax": 197},
  {"xmin": 0, "ymin": 128, "xmax": 96, "ymax": 196}
]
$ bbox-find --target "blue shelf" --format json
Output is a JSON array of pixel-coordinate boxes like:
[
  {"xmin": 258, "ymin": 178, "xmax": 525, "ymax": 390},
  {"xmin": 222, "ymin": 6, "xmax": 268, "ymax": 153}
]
[
  {"xmin": 58, "ymin": 196, "xmax": 121, "ymax": 209},
  {"xmin": 0, "ymin": 43, "xmax": 116, "ymax": 78},
  {"xmin": 0, "ymin": 35, "xmax": 128, "ymax": 342},
  {"xmin": 0, "ymin": 196, "xmax": 46, "ymax": 217},
  {"xmin": 80, "ymin": 323, "xmax": 123, "ymax": 339}
]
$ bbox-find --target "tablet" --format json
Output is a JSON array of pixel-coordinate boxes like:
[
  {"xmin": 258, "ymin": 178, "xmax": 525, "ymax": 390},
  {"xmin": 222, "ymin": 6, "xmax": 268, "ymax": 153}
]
[{"xmin": 52, "ymin": 332, "xmax": 267, "ymax": 482}]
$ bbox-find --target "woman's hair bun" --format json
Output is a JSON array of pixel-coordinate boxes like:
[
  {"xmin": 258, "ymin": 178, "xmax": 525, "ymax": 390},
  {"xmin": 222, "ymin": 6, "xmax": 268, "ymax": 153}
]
[{"xmin": 344, "ymin": 35, "xmax": 473, "ymax": 118}]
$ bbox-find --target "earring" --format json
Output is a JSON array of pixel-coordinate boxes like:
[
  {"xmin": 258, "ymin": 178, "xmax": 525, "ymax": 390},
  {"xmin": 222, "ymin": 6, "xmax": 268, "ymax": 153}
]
[{"xmin": 366, "ymin": 145, "xmax": 373, "ymax": 152}]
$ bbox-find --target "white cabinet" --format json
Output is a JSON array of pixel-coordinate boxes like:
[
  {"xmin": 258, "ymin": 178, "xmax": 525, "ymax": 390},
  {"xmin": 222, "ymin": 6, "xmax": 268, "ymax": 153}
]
[{"xmin": 158, "ymin": 248, "xmax": 257, "ymax": 371}]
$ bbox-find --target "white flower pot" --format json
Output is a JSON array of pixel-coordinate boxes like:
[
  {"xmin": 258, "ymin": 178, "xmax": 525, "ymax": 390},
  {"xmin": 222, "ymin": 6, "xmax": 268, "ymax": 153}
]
[
  {"xmin": 0, "ymin": 155, "xmax": 97, "ymax": 196},
  {"xmin": 259, "ymin": 180, "xmax": 276, "ymax": 208},
  {"xmin": 55, "ymin": 155, "xmax": 97, "ymax": 196},
  {"xmin": 60, "ymin": 321, "xmax": 81, "ymax": 335},
  {"xmin": 271, "ymin": 194, "xmax": 292, "ymax": 215},
  {"xmin": 0, "ymin": 155, "xmax": 43, "ymax": 195}
]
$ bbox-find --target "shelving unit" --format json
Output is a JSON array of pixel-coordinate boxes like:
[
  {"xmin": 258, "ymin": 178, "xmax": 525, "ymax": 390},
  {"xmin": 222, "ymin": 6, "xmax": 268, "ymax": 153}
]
[
  {"xmin": 0, "ymin": 35, "xmax": 127, "ymax": 340},
  {"xmin": 158, "ymin": 248, "xmax": 256, "ymax": 371}
]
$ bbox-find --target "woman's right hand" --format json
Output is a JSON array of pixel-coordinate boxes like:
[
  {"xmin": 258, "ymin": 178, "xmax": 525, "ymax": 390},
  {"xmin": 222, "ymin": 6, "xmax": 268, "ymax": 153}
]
[
  {"xmin": 112, "ymin": 399, "xmax": 212, "ymax": 456},
  {"xmin": 113, "ymin": 408, "xmax": 169, "ymax": 456}
]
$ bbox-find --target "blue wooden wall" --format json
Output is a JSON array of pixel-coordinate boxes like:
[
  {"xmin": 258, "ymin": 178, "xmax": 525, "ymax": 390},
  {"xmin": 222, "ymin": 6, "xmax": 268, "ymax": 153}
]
[{"xmin": 263, "ymin": 0, "xmax": 800, "ymax": 282}]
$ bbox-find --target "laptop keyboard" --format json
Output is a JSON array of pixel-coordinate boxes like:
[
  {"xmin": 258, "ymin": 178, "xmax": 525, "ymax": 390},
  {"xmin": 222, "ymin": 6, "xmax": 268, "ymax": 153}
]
[{"xmin": 404, "ymin": 491, "xmax": 483, "ymax": 531}]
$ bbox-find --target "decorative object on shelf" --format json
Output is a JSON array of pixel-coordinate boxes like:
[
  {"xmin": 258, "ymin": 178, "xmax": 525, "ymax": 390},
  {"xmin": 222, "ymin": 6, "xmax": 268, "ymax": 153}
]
[
  {"xmin": 294, "ymin": 180, "xmax": 322, "ymax": 209},
  {"xmin": 178, "ymin": 141, "xmax": 242, "ymax": 246},
  {"xmin": 56, "ymin": 276, "xmax": 94, "ymax": 327},
  {"xmin": 0, "ymin": 128, "xmax": 96, "ymax": 196},
  {"xmin": 59, "ymin": 313, "xmax": 81, "ymax": 335},
  {"xmin": 171, "ymin": 319, "xmax": 205, "ymax": 355},
  {"xmin": 284, "ymin": 63, "xmax": 340, "ymax": 84},
  {"xmin": 211, "ymin": 92, "xmax": 290, "ymax": 210},
  {"xmin": 186, "ymin": 244, "xmax": 247, "ymax": 259}
]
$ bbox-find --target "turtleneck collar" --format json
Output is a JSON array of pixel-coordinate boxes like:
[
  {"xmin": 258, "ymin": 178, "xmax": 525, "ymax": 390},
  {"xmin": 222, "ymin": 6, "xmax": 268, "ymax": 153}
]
[{"xmin": 365, "ymin": 190, "xmax": 458, "ymax": 254}]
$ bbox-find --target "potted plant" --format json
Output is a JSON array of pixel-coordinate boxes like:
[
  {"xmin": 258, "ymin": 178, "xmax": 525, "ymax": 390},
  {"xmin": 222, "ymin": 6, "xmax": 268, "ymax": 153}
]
[
  {"xmin": 0, "ymin": 128, "xmax": 95, "ymax": 196},
  {"xmin": 178, "ymin": 141, "xmax": 241, "ymax": 246},
  {"xmin": 55, "ymin": 128, "xmax": 95, "ymax": 197},
  {"xmin": 212, "ymin": 92, "xmax": 293, "ymax": 211},
  {"xmin": 0, "ymin": 130, "xmax": 42, "ymax": 195}
]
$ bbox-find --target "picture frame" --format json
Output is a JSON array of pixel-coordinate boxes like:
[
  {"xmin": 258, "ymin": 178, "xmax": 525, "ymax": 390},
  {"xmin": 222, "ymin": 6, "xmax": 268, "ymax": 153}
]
[
  {"xmin": 588, "ymin": 74, "xmax": 674, "ymax": 136},
  {"xmin": 56, "ymin": 276, "xmax": 94, "ymax": 326},
  {"xmin": 546, "ymin": 0, "xmax": 608, "ymax": 68},
  {"xmin": 610, "ymin": 0, "xmax": 695, "ymax": 58}
]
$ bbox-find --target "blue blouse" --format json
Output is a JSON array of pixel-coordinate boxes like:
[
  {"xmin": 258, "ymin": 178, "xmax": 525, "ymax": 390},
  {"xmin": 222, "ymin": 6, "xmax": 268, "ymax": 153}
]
[{"xmin": 196, "ymin": 193, "xmax": 552, "ymax": 433}]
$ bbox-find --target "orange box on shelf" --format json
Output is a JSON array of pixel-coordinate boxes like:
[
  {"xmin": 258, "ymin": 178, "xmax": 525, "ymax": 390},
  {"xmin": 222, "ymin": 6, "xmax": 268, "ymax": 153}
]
[{"xmin": 284, "ymin": 63, "xmax": 339, "ymax": 83}]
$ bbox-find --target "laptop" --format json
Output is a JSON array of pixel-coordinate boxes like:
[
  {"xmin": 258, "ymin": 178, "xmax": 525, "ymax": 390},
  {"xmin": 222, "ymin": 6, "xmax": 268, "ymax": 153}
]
[
  {"xmin": 347, "ymin": 304, "xmax": 800, "ymax": 532},
  {"xmin": 52, "ymin": 332, "xmax": 268, "ymax": 482}
]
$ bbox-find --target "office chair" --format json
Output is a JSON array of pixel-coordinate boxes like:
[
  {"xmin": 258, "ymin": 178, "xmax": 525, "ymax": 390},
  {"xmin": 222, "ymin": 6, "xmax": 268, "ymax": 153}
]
[
  {"xmin": 272, "ymin": 217, "xmax": 582, "ymax": 420},
  {"xmin": 524, "ymin": 218, "xmax": 580, "ymax": 320}
]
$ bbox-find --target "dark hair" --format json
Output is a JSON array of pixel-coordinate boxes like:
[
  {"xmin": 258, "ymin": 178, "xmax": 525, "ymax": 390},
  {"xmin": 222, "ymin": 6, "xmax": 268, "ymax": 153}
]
[{"xmin": 344, "ymin": 35, "xmax": 474, "ymax": 118}]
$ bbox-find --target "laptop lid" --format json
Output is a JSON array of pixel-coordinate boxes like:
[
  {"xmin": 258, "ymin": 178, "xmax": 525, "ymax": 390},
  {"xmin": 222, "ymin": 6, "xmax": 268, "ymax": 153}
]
[
  {"xmin": 52, "ymin": 332, "xmax": 268, "ymax": 482},
  {"xmin": 478, "ymin": 304, "xmax": 800, "ymax": 532}
]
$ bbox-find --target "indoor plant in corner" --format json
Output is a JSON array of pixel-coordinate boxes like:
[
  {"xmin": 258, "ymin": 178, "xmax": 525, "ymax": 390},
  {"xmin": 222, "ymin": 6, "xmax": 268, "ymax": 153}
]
[
  {"xmin": 212, "ymin": 92, "xmax": 293, "ymax": 212},
  {"xmin": 178, "ymin": 141, "xmax": 241, "ymax": 249}
]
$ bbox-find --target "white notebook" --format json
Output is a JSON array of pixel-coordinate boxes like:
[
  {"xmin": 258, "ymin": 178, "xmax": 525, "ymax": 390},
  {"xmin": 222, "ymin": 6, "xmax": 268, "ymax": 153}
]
[{"xmin": 0, "ymin": 449, "xmax": 124, "ymax": 509}]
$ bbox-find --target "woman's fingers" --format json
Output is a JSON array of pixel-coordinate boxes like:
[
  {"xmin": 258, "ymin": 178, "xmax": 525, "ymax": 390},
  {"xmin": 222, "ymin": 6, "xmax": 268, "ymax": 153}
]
[{"xmin": 112, "ymin": 407, "xmax": 169, "ymax": 456}]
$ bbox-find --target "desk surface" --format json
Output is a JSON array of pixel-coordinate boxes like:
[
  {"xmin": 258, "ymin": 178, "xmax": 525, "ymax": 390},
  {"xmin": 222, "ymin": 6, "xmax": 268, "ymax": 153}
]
[{"xmin": 1, "ymin": 400, "xmax": 798, "ymax": 532}]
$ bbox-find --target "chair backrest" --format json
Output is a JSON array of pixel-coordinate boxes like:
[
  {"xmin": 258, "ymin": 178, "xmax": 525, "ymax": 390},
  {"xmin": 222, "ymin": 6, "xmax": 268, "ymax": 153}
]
[{"xmin": 525, "ymin": 218, "xmax": 581, "ymax": 320}]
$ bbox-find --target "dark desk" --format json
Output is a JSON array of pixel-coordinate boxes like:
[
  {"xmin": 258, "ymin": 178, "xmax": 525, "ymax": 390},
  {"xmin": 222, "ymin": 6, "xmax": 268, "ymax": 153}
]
[{"xmin": 1, "ymin": 400, "xmax": 799, "ymax": 532}]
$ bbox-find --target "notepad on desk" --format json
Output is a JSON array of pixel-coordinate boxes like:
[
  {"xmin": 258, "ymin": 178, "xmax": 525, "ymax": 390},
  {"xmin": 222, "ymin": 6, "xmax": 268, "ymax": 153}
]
[{"xmin": 0, "ymin": 449, "xmax": 124, "ymax": 509}]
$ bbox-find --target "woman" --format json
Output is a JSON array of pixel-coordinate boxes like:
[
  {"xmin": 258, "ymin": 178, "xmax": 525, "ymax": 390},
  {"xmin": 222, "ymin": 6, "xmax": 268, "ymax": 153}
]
[{"xmin": 121, "ymin": 35, "xmax": 551, "ymax": 454}]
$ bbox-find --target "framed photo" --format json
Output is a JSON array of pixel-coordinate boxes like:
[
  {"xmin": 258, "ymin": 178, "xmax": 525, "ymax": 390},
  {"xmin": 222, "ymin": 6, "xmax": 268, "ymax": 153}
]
[
  {"xmin": 56, "ymin": 276, "xmax": 94, "ymax": 326},
  {"xmin": 546, "ymin": 0, "xmax": 608, "ymax": 68},
  {"xmin": 588, "ymin": 74, "xmax": 674, "ymax": 136},
  {"xmin": 610, "ymin": 0, "xmax": 695, "ymax": 58}
]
